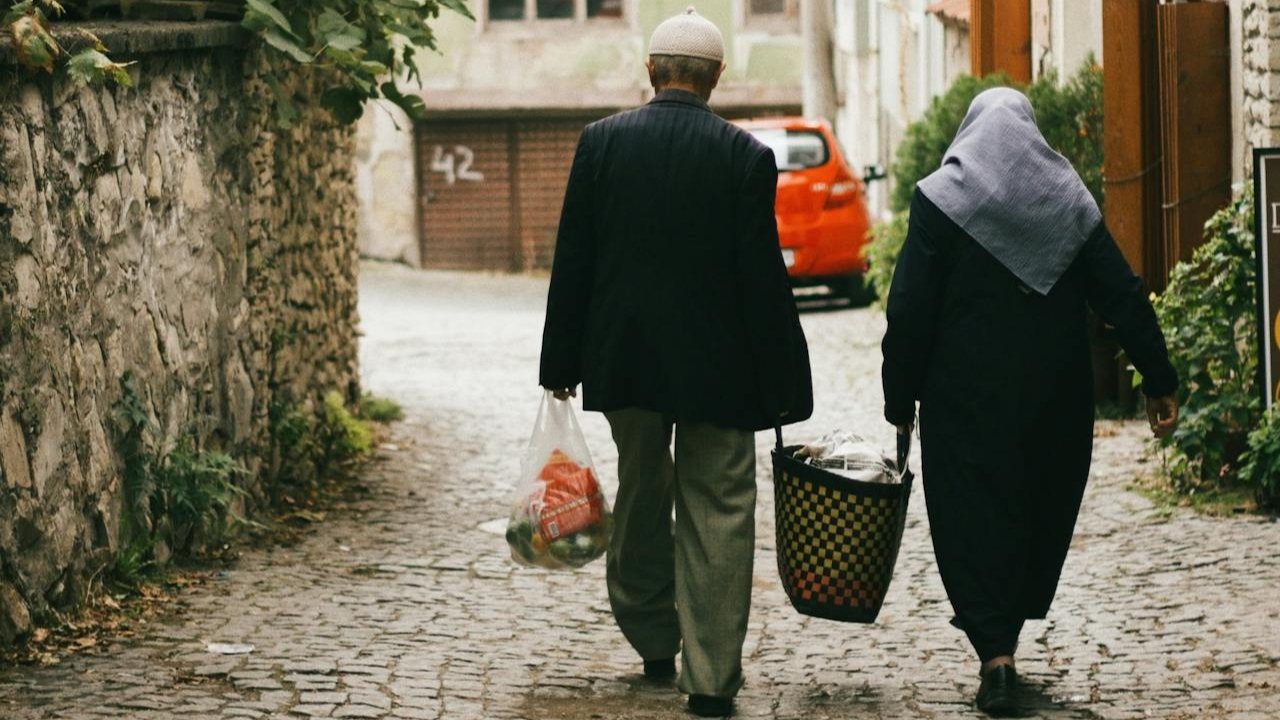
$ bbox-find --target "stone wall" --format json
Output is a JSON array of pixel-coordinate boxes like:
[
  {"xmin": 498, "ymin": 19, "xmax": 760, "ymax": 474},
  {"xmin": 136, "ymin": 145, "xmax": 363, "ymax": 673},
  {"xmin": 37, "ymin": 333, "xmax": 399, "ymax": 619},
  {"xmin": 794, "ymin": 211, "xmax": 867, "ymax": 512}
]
[
  {"xmin": 0, "ymin": 22, "xmax": 360, "ymax": 643},
  {"xmin": 1244, "ymin": 0, "xmax": 1280, "ymax": 174}
]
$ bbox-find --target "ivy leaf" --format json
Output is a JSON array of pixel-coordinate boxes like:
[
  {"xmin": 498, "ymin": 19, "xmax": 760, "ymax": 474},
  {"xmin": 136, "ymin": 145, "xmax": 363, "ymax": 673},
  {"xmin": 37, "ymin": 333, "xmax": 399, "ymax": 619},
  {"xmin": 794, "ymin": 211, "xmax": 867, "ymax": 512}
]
[
  {"xmin": 316, "ymin": 8, "xmax": 364, "ymax": 52},
  {"xmin": 261, "ymin": 28, "xmax": 313, "ymax": 63},
  {"xmin": 380, "ymin": 81, "xmax": 425, "ymax": 122},
  {"xmin": 66, "ymin": 47, "xmax": 134, "ymax": 86},
  {"xmin": 322, "ymin": 87, "xmax": 367, "ymax": 125},
  {"xmin": 10, "ymin": 11, "xmax": 58, "ymax": 72},
  {"xmin": 243, "ymin": 0, "xmax": 294, "ymax": 35},
  {"xmin": 437, "ymin": 0, "xmax": 475, "ymax": 20}
]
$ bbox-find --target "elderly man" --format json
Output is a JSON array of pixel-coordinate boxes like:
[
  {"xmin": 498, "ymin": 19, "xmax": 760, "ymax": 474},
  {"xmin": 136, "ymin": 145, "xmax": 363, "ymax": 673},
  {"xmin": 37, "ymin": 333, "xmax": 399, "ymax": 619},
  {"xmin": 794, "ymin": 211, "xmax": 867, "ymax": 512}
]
[{"xmin": 539, "ymin": 7, "xmax": 813, "ymax": 717}]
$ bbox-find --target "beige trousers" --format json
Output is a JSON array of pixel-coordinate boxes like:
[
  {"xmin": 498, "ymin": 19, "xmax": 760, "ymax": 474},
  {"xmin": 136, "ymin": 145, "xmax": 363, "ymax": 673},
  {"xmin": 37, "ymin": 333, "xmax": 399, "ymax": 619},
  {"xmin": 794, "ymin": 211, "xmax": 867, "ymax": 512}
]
[{"xmin": 603, "ymin": 408, "xmax": 757, "ymax": 698}]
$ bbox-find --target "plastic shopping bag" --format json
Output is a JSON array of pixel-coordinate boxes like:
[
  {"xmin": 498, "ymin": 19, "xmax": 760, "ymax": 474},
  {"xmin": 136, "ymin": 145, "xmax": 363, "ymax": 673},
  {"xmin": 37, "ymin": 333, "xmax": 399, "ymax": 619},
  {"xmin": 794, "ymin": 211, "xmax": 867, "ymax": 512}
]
[{"xmin": 505, "ymin": 391, "xmax": 613, "ymax": 570}]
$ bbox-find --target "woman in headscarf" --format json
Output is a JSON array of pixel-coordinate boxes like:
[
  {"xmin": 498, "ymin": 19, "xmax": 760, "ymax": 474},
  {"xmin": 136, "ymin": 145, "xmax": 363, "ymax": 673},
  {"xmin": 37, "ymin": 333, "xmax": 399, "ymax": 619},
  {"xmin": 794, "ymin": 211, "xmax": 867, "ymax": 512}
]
[{"xmin": 880, "ymin": 87, "xmax": 1179, "ymax": 715}]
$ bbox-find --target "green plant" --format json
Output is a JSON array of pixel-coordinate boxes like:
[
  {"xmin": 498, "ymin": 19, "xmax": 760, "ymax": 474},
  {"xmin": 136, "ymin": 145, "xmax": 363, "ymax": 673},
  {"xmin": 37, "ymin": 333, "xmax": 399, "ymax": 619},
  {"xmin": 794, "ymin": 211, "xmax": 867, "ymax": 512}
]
[
  {"xmin": 112, "ymin": 371, "xmax": 155, "ymax": 543},
  {"xmin": 1240, "ymin": 404, "xmax": 1280, "ymax": 511},
  {"xmin": 316, "ymin": 391, "xmax": 372, "ymax": 472},
  {"xmin": 864, "ymin": 58, "xmax": 1105, "ymax": 304},
  {"xmin": 864, "ymin": 212, "xmax": 907, "ymax": 310},
  {"xmin": 4, "ymin": 1, "xmax": 133, "ymax": 85},
  {"xmin": 243, "ymin": 0, "xmax": 472, "ymax": 127},
  {"xmin": 1150, "ymin": 190, "xmax": 1260, "ymax": 492},
  {"xmin": 4, "ymin": 0, "xmax": 472, "ymax": 125},
  {"xmin": 157, "ymin": 441, "xmax": 250, "ymax": 549},
  {"xmin": 358, "ymin": 393, "xmax": 403, "ymax": 423}
]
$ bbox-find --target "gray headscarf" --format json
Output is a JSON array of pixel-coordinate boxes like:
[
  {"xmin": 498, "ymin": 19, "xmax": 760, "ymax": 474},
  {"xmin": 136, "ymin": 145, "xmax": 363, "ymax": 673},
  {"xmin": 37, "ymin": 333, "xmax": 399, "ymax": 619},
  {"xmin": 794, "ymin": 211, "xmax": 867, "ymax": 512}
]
[{"xmin": 916, "ymin": 87, "xmax": 1101, "ymax": 295}]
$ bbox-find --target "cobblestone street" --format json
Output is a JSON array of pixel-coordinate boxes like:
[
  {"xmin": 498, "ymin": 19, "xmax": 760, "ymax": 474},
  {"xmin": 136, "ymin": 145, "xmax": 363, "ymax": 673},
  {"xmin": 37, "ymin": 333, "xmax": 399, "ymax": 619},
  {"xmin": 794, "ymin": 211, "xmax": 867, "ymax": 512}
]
[{"xmin": 2, "ymin": 263, "xmax": 1278, "ymax": 719}]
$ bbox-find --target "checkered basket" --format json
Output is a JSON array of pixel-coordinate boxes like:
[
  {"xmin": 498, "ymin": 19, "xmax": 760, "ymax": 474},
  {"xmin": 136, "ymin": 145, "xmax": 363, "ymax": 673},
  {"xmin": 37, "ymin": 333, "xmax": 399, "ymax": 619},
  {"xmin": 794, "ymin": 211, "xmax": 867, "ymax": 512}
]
[{"xmin": 771, "ymin": 428, "xmax": 913, "ymax": 623}]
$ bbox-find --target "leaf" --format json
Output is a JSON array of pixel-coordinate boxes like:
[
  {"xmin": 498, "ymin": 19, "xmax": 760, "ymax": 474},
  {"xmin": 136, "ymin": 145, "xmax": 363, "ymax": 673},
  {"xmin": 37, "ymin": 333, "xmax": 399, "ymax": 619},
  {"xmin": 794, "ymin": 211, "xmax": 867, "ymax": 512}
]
[
  {"xmin": 10, "ymin": 12, "xmax": 58, "ymax": 72},
  {"xmin": 438, "ymin": 0, "xmax": 475, "ymax": 20},
  {"xmin": 243, "ymin": 0, "xmax": 293, "ymax": 34},
  {"xmin": 261, "ymin": 28, "xmax": 314, "ymax": 63},
  {"xmin": 316, "ymin": 8, "xmax": 364, "ymax": 51},
  {"xmin": 66, "ymin": 48, "xmax": 134, "ymax": 87},
  {"xmin": 321, "ymin": 87, "xmax": 367, "ymax": 125},
  {"xmin": 380, "ymin": 81, "xmax": 424, "ymax": 122}
]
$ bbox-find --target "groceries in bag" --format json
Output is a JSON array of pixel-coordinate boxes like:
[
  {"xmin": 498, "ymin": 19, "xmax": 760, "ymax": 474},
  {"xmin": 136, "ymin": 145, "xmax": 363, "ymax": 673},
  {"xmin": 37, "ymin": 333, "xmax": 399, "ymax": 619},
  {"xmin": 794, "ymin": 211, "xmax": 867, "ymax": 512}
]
[
  {"xmin": 796, "ymin": 429, "xmax": 902, "ymax": 484},
  {"xmin": 506, "ymin": 393, "xmax": 613, "ymax": 570}
]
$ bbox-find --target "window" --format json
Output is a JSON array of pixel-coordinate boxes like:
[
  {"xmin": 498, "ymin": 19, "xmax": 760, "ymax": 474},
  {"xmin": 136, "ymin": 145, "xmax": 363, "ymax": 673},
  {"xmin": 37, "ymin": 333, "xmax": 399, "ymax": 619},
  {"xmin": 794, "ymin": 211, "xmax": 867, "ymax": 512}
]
[
  {"xmin": 587, "ymin": 0, "xmax": 623, "ymax": 19},
  {"xmin": 489, "ymin": 0, "xmax": 524, "ymax": 21},
  {"xmin": 487, "ymin": 0, "xmax": 625, "ymax": 23},
  {"xmin": 747, "ymin": 0, "xmax": 798, "ymax": 24},
  {"xmin": 746, "ymin": 129, "xmax": 829, "ymax": 171},
  {"xmin": 537, "ymin": 0, "xmax": 573, "ymax": 18}
]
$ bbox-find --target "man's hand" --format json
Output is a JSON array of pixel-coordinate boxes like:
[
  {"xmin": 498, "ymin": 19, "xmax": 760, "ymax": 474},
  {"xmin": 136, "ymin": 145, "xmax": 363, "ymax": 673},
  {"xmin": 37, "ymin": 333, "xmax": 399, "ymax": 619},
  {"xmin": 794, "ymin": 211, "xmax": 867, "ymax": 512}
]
[
  {"xmin": 895, "ymin": 422, "xmax": 914, "ymax": 436},
  {"xmin": 551, "ymin": 387, "xmax": 578, "ymax": 401},
  {"xmin": 1146, "ymin": 395, "xmax": 1178, "ymax": 438}
]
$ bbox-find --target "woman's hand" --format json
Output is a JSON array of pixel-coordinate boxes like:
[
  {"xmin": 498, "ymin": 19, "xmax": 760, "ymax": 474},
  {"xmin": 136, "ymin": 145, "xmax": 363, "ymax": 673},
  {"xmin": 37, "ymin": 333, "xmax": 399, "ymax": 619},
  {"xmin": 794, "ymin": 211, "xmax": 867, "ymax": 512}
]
[
  {"xmin": 1146, "ymin": 395, "xmax": 1178, "ymax": 438},
  {"xmin": 551, "ymin": 387, "xmax": 578, "ymax": 401}
]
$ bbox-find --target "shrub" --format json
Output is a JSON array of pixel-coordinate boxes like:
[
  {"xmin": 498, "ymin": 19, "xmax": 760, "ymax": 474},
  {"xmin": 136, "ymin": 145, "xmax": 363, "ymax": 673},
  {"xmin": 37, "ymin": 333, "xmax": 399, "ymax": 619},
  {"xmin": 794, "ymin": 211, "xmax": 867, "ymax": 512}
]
[
  {"xmin": 1151, "ymin": 190, "xmax": 1260, "ymax": 491},
  {"xmin": 317, "ymin": 391, "xmax": 373, "ymax": 471},
  {"xmin": 158, "ymin": 441, "xmax": 249, "ymax": 551},
  {"xmin": 1240, "ymin": 405, "xmax": 1280, "ymax": 511},
  {"xmin": 865, "ymin": 212, "xmax": 908, "ymax": 310},
  {"xmin": 358, "ymin": 393, "xmax": 405, "ymax": 423},
  {"xmin": 865, "ymin": 58, "xmax": 1104, "ymax": 304}
]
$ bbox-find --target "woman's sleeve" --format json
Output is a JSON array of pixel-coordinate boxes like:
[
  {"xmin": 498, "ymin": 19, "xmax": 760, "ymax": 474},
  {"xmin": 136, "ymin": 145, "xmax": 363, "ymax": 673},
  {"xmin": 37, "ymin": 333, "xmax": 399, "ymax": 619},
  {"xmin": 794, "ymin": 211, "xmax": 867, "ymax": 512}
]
[
  {"xmin": 1079, "ymin": 226, "xmax": 1179, "ymax": 397},
  {"xmin": 881, "ymin": 191, "xmax": 950, "ymax": 426}
]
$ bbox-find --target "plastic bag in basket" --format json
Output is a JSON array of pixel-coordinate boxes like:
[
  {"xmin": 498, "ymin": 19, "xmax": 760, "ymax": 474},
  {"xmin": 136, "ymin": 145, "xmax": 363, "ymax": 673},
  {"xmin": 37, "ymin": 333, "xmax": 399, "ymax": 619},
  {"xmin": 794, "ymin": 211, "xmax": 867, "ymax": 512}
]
[{"xmin": 506, "ymin": 392, "xmax": 613, "ymax": 570}]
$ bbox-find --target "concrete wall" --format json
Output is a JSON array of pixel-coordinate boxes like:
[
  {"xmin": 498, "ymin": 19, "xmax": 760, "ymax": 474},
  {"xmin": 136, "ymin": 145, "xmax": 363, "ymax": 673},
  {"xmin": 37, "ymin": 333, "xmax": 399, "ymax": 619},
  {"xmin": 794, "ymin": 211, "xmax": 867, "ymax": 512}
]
[
  {"xmin": 0, "ymin": 22, "xmax": 360, "ymax": 643},
  {"xmin": 1032, "ymin": 0, "xmax": 1102, "ymax": 81},
  {"xmin": 832, "ymin": 0, "xmax": 959, "ymax": 219}
]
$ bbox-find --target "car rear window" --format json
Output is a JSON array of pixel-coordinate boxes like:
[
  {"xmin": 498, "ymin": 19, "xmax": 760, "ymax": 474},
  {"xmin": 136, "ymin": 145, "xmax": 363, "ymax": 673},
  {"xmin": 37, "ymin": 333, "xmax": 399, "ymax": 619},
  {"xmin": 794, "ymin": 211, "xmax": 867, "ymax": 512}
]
[{"xmin": 747, "ymin": 129, "xmax": 830, "ymax": 171}]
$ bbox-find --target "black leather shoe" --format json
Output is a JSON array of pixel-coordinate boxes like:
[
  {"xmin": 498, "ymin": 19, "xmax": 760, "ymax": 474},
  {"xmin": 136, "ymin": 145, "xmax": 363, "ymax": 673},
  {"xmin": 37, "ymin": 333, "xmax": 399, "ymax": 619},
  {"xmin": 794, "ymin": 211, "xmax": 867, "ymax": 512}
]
[
  {"xmin": 688, "ymin": 694, "xmax": 733, "ymax": 717},
  {"xmin": 975, "ymin": 664, "xmax": 1018, "ymax": 716},
  {"xmin": 643, "ymin": 657, "xmax": 676, "ymax": 681}
]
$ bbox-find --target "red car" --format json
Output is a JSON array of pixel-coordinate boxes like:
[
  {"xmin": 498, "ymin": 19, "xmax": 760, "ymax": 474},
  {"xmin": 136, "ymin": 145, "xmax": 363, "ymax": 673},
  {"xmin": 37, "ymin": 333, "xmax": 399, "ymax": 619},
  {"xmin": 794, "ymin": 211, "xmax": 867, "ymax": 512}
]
[{"xmin": 736, "ymin": 118, "xmax": 875, "ymax": 302}]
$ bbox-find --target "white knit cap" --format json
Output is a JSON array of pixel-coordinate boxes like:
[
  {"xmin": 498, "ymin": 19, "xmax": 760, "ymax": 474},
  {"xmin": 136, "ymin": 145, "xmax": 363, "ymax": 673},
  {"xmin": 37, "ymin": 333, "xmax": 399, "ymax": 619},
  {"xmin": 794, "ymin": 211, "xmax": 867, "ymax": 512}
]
[{"xmin": 648, "ymin": 6, "xmax": 725, "ymax": 63}]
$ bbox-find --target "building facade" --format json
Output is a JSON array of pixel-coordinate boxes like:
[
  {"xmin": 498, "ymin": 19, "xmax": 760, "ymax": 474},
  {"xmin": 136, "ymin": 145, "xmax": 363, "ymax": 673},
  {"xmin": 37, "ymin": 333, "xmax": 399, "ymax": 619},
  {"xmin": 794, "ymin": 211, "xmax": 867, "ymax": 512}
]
[{"xmin": 358, "ymin": 0, "xmax": 806, "ymax": 270}]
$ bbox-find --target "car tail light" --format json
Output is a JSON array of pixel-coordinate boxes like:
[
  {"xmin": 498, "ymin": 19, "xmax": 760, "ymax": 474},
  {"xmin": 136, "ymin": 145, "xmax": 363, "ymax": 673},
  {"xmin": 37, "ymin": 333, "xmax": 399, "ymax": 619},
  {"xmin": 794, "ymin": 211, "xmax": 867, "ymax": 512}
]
[{"xmin": 824, "ymin": 167, "xmax": 860, "ymax": 209}]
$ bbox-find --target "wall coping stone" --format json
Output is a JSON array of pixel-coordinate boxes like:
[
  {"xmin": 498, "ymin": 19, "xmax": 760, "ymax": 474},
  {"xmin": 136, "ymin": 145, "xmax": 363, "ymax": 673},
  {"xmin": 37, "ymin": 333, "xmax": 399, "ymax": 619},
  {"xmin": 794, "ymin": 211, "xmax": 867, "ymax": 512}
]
[{"xmin": 0, "ymin": 20, "xmax": 246, "ymax": 66}]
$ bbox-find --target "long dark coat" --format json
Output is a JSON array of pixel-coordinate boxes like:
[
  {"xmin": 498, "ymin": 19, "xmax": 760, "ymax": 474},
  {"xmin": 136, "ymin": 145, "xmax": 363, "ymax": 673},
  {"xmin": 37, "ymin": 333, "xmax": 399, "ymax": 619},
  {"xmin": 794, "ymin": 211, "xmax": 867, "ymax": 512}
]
[
  {"xmin": 540, "ymin": 90, "xmax": 813, "ymax": 432},
  {"xmin": 882, "ymin": 190, "xmax": 1177, "ymax": 652}
]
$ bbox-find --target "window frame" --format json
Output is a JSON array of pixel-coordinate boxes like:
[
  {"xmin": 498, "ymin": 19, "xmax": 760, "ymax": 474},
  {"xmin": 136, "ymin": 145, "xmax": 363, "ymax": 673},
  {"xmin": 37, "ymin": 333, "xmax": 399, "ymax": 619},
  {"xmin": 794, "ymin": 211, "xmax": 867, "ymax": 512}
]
[
  {"xmin": 479, "ymin": 0, "xmax": 632, "ymax": 30},
  {"xmin": 743, "ymin": 0, "xmax": 799, "ymax": 31}
]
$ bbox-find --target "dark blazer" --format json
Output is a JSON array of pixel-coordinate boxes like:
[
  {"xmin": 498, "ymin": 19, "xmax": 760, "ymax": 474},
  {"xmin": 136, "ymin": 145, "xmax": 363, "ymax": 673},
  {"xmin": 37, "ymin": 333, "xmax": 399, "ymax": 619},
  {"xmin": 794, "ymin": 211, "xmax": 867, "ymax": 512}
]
[{"xmin": 539, "ymin": 89, "xmax": 813, "ymax": 432}]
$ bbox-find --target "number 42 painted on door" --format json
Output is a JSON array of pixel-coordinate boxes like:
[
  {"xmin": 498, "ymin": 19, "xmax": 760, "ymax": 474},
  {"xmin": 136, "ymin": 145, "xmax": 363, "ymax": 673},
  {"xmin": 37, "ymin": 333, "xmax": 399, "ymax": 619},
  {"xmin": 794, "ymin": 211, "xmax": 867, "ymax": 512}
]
[{"xmin": 431, "ymin": 145, "xmax": 485, "ymax": 186}]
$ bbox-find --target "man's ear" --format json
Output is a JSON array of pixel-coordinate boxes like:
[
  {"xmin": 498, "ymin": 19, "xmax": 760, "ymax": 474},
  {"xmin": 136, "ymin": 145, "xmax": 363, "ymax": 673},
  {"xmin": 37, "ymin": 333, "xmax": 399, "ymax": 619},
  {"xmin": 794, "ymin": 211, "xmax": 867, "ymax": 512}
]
[
  {"xmin": 646, "ymin": 58, "xmax": 658, "ymax": 89},
  {"xmin": 710, "ymin": 62, "xmax": 726, "ymax": 91}
]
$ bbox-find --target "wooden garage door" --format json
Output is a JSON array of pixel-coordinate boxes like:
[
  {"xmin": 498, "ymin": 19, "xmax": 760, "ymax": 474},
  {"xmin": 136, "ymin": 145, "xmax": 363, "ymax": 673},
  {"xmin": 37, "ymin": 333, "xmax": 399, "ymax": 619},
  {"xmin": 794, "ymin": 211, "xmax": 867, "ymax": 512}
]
[
  {"xmin": 516, "ymin": 120, "xmax": 584, "ymax": 270},
  {"xmin": 418, "ymin": 120, "xmax": 516, "ymax": 271},
  {"xmin": 417, "ymin": 117, "xmax": 596, "ymax": 272}
]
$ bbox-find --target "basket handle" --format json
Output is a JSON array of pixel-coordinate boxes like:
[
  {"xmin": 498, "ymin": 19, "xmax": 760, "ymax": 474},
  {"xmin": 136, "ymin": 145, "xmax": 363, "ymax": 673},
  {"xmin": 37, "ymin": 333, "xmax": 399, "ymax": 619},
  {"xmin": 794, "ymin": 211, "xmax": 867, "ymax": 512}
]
[{"xmin": 896, "ymin": 428, "xmax": 912, "ymax": 473}]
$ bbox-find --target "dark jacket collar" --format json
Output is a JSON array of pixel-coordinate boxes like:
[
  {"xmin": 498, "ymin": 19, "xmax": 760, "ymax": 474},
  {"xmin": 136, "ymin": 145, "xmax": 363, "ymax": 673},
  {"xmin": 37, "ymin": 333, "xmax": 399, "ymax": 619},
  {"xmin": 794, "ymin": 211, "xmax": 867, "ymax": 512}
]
[{"xmin": 649, "ymin": 88, "xmax": 711, "ymax": 111}]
